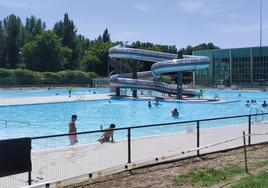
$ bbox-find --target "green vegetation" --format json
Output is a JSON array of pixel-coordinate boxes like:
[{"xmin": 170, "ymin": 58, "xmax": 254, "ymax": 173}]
[
  {"xmin": 255, "ymin": 159, "xmax": 268, "ymax": 168},
  {"xmin": 231, "ymin": 172, "xmax": 268, "ymax": 188},
  {"xmin": 0, "ymin": 68, "xmax": 97, "ymax": 85},
  {"xmin": 0, "ymin": 13, "xmax": 219, "ymax": 85},
  {"xmin": 173, "ymin": 166, "xmax": 244, "ymax": 187}
]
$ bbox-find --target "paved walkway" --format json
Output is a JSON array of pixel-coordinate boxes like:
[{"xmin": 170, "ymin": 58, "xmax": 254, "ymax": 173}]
[
  {"xmin": 0, "ymin": 94, "xmax": 111, "ymax": 106},
  {"xmin": 2, "ymin": 122, "xmax": 267, "ymax": 187}
]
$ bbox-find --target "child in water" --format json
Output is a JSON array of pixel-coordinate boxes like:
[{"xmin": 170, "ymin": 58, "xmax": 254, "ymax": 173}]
[
  {"xmin": 69, "ymin": 115, "xmax": 78, "ymax": 145},
  {"xmin": 171, "ymin": 108, "xmax": 179, "ymax": 117}
]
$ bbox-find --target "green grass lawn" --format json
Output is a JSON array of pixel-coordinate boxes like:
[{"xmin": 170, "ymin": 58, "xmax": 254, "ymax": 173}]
[
  {"xmin": 231, "ymin": 172, "xmax": 268, "ymax": 188},
  {"xmin": 172, "ymin": 166, "xmax": 244, "ymax": 187}
]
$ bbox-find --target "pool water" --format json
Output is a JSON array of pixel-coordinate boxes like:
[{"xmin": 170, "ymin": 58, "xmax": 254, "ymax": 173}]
[{"xmin": 0, "ymin": 89, "xmax": 268, "ymax": 141}]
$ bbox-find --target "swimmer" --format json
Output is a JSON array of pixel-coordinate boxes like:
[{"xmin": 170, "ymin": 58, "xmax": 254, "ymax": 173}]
[
  {"xmin": 245, "ymin": 100, "xmax": 250, "ymax": 107},
  {"xmin": 154, "ymin": 101, "xmax": 161, "ymax": 106},
  {"xmin": 56, "ymin": 93, "xmax": 59, "ymax": 96},
  {"xmin": 108, "ymin": 100, "xmax": 111, "ymax": 104},
  {"xmin": 171, "ymin": 108, "xmax": 179, "ymax": 117},
  {"xmin": 261, "ymin": 101, "xmax": 267, "ymax": 108},
  {"xmin": 93, "ymin": 91, "xmax": 96, "ymax": 94},
  {"xmin": 148, "ymin": 101, "xmax": 152, "ymax": 108},
  {"xmin": 199, "ymin": 90, "xmax": 204, "ymax": 99}
]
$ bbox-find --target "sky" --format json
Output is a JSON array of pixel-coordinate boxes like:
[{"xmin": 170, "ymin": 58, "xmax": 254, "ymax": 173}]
[{"xmin": 0, "ymin": 0, "xmax": 267, "ymax": 49}]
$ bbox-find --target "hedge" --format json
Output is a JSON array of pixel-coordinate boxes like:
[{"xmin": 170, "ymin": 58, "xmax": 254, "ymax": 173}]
[{"xmin": 0, "ymin": 68, "xmax": 98, "ymax": 85}]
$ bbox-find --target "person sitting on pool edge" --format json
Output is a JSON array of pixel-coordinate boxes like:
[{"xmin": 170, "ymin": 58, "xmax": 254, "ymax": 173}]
[
  {"xmin": 69, "ymin": 115, "xmax": 78, "ymax": 145},
  {"xmin": 171, "ymin": 108, "xmax": 179, "ymax": 117},
  {"xmin": 98, "ymin": 124, "xmax": 116, "ymax": 144},
  {"xmin": 261, "ymin": 100, "xmax": 268, "ymax": 108}
]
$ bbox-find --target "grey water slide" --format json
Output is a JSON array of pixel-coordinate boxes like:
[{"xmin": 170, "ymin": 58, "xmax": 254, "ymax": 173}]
[{"xmin": 108, "ymin": 45, "xmax": 209, "ymax": 96}]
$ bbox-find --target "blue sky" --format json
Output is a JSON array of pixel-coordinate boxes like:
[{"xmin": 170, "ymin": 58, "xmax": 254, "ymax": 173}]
[{"xmin": 0, "ymin": 0, "xmax": 267, "ymax": 49}]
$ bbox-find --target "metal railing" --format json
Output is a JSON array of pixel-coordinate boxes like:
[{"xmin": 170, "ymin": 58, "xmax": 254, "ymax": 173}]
[
  {"xmin": 31, "ymin": 112, "xmax": 268, "ymax": 159},
  {"xmin": 1, "ymin": 113, "xmax": 268, "ymax": 187}
]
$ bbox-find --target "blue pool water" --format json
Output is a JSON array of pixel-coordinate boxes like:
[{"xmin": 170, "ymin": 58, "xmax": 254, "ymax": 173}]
[{"xmin": 0, "ymin": 89, "xmax": 268, "ymax": 142}]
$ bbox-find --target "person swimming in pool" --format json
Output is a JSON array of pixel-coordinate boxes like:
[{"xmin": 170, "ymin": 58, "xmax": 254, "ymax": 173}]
[
  {"xmin": 148, "ymin": 101, "xmax": 152, "ymax": 108},
  {"xmin": 245, "ymin": 100, "xmax": 250, "ymax": 107},
  {"xmin": 154, "ymin": 101, "xmax": 161, "ymax": 106},
  {"xmin": 171, "ymin": 108, "xmax": 179, "ymax": 117},
  {"xmin": 261, "ymin": 101, "xmax": 267, "ymax": 108}
]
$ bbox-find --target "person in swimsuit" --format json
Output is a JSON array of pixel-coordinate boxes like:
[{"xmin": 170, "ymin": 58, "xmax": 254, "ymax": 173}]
[
  {"xmin": 261, "ymin": 101, "xmax": 267, "ymax": 108},
  {"xmin": 171, "ymin": 108, "xmax": 179, "ymax": 117},
  {"xmin": 98, "ymin": 124, "xmax": 116, "ymax": 144},
  {"xmin": 69, "ymin": 115, "xmax": 78, "ymax": 145}
]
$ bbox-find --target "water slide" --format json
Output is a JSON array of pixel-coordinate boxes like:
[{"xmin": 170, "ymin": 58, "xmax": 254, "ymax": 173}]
[{"xmin": 108, "ymin": 45, "xmax": 210, "ymax": 96}]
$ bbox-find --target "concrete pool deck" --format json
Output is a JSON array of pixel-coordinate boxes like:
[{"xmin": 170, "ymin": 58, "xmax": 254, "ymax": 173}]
[
  {"xmin": 0, "ymin": 94, "xmax": 112, "ymax": 106},
  {"xmin": 2, "ymin": 122, "xmax": 268, "ymax": 187},
  {"xmin": 0, "ymin": 93, "xmax": 219, "ymax": 106}
]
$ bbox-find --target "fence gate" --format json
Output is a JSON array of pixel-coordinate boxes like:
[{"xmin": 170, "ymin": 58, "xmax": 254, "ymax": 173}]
[{"xmin": 0, "ymin": 137, "xmax": 32, "ymax": 186}]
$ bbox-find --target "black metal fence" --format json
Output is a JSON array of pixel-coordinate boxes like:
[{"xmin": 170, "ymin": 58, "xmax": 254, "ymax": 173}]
[{"xmin": 1, "ymin": 113, "xmax": 268, "ymax": 187}]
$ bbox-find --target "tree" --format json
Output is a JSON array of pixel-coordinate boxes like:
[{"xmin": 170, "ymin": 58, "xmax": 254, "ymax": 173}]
[
  {"xmin": 24, "ymin": 15, "xmax": 46, "ymax": 42},
  {"xmin": 53, "ymin": 13, "xmax": 80, "ymax": 69},
  {"xmin": 102, "ymin": 28, "xmax": 110, "ymax": 43},
  {"xmin": 22, "ymin": 31, "xmax": 66, "ymax": 72},
  {"xmin": 0, "ymin": 21, "xmax": 7, "ymax": 67},
  {"xmin": 3, "ymin": 14, "xmax": 22, "ymax": 68},
  {"xmin": 82, "ymin": 40, "xmax": 113, "ymax": 76},
  {"xmin": 179, "ymin": 43, "xmax": 219, "ymax": 55}
]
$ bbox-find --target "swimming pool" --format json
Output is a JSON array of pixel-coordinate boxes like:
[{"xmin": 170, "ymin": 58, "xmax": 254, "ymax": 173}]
[{"xmin": 0, "ymin": 89, "xmax": 267, "ymax": 141}]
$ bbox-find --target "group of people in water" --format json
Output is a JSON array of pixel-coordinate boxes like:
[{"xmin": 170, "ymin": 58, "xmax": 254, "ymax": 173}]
[
  {"xmin": 147, "ymin": 101, "xmax": 161, "ymax": 107},
  {"xmin": 68, "ymin": 114, "xmax": 116, "ymax": 146},
  {"xmin": 148, "ymin": 101, "xmax": 179, "ymax": 117},
  {"xmin": 245, "ymin": 100, "xmax": 268, "ymax": 108}
]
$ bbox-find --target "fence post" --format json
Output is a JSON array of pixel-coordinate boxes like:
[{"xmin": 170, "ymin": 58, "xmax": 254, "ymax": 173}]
[
  {"xmin": 28, "ymin": 171, "xmax": 32, "ymax": 185},
  {"xmin": 243, "ymin": 131, "xmax": 249, "ymax": 173},
  {"xmin": 127, "ymin": 128, "xmax": 131, "ymax": 163},
  {"xmin": 197, "ymin": 121, "xmax": 200, "ymax": 156},
  {"xmin": 248, "ymin": 115, "xmax": 251, "ymax": 146}
]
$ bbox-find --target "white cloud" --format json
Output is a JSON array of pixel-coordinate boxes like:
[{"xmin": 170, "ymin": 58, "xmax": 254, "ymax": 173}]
[
  {"xmin": 134, "ymin": 4, "xmax": 150, "ymax": 13},
  {"xmin": 177, "ymin": 0, "xmax": 223, "ymax": 14}
]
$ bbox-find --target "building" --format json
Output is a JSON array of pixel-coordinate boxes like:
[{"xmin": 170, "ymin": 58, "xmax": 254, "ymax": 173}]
[{"xmin": 193, "ymin": 46, "xmax": 268, "ymax": 86}]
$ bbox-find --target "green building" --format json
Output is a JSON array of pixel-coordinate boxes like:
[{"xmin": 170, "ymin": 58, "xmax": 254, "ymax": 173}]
[{"xmin": 193, "ymin": 46, "xmax": 268, "ymax": 86}]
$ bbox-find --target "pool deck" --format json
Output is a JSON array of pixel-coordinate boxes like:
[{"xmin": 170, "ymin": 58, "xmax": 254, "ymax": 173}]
[
  {"xmin": 3, "ymin": 122, "xmax": 268, "ymax": 187},
  {"xmin": 0, "ymin": 94, "xmax": 112, "ymax": 106},
  {"xmin": 0, "ymin": 93, "xmax": 219, "ymax": 106}
]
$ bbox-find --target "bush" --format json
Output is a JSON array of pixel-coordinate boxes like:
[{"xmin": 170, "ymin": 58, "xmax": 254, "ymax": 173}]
[
  {"xmin": 0, "ymin": 68, "xmax": 12, "ymax": 78},
  {"xmin": 13, "ymin": 69, "xmax": 41, "ymax": 85},
  {"xmin": 0, "ymin": 68, "xmax": 98, "ymax": 85},
  {"xmin": 42, "ymin": 72, "xmax": 62, "ymax": 84}
]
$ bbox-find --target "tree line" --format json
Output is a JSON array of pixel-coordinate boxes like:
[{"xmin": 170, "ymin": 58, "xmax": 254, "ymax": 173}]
[{"xmin": 0, "ymin": 13, "xmax": 219, "ymax": 78}]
